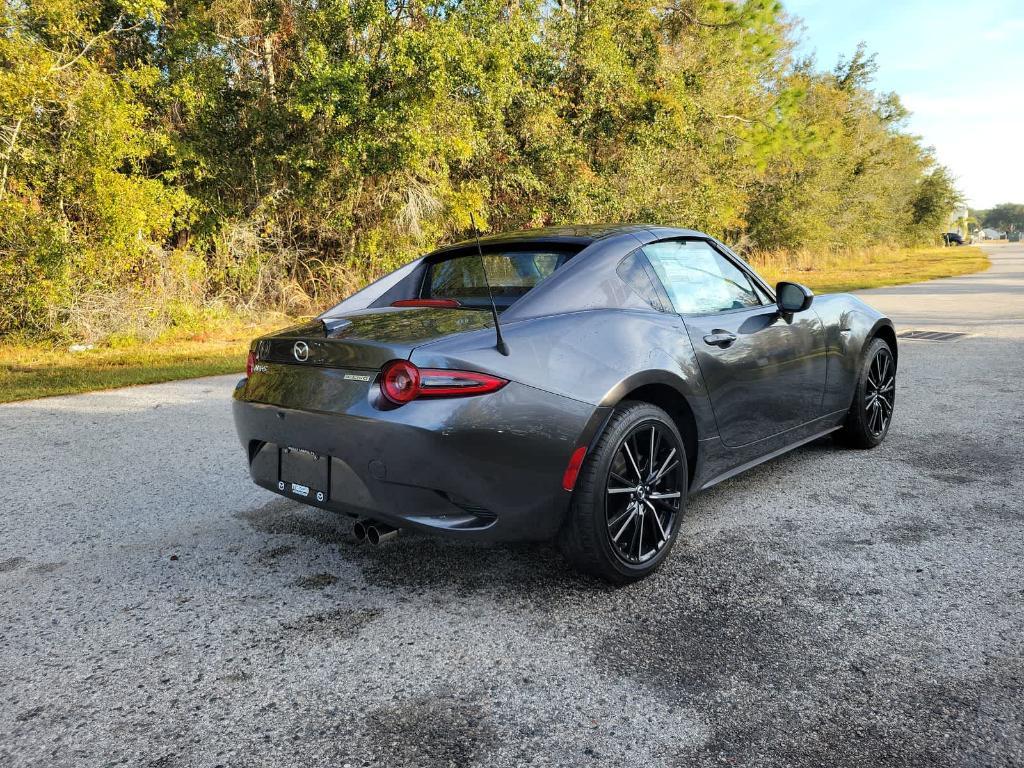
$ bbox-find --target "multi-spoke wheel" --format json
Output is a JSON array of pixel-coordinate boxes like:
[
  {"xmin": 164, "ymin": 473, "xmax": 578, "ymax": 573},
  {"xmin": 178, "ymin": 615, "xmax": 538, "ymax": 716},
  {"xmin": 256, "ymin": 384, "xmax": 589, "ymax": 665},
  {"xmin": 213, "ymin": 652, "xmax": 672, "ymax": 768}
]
[
  {"xmin": 836, "ymin": 337, "xmax": 896, "ymax": 449},
  {"xmin": 559, "ymin": 401, "xmax": 687, "ymax": 583},
  {"xmin": 605, "ymin": 422, "xmax": 682, "ymax": 565},
  {"xmin": 864, "ymin": 345, "xmax": 895, "ymax": 437}
]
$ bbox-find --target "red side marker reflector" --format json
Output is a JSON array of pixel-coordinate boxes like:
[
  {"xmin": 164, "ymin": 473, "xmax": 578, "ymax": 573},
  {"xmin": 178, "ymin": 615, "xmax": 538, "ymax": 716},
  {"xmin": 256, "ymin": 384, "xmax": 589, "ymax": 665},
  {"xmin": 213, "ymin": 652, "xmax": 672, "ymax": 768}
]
[
  {"xmin": 562, "ymin": 446, "xmax": 588, "ymax": 491},
  {"xmin": 391, "ymin": 299, "xmax": 461, "ymax": 308}
]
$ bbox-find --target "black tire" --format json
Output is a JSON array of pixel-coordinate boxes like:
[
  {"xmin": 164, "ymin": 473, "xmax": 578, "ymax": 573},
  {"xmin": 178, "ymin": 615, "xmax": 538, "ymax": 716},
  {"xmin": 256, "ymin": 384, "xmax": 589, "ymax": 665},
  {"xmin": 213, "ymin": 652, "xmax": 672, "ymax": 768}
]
[
  {"xmin": 559, "ymin": 401, "xmax": 687, "ymax": 584},
  {"xmin": 835, "ymin": 337, "xmax": 896, "ymax": 449}
]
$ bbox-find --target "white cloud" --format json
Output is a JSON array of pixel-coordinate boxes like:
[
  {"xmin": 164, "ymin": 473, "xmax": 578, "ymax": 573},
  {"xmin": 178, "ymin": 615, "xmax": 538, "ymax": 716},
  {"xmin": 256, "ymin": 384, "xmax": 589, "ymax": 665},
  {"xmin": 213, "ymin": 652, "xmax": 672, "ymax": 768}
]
[
  {"xmin": 783, "ymin": 0, "xmax": 1024, "ymax": 206},
  {"xmin": 909, "ymin": 115, "xmax": 1023, "ymax": 208},
  {"xmin": 981, "ymin": 18, "xmax": 1024, "ymax": 40},
  {"xmin": 901, "ymin": 88, "xmax": 1024, "ymax": 206}
]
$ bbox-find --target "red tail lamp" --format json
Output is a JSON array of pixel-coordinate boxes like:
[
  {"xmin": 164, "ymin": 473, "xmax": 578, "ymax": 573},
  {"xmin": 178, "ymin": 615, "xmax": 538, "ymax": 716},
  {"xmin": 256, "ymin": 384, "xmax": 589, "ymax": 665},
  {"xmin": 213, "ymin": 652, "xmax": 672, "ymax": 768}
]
[{"xmin": 379, "ymin": 360, "xmax": 507, "ymax": 405}]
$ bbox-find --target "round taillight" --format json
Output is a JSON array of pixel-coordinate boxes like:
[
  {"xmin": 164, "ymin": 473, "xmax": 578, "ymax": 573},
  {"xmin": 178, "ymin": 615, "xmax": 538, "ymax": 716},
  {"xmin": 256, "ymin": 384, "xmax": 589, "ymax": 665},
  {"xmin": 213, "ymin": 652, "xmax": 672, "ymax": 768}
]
[{"xmin": 381, "ymin": 360, "xmax": 421, "ymax": 404}]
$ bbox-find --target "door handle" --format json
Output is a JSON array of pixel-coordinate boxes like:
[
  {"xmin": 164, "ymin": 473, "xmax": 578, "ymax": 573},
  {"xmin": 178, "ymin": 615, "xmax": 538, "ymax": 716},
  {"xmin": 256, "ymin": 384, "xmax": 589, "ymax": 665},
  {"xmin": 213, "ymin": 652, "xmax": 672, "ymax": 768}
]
[{"xmin": 703, "ymin": 331, "xmax": 737, "ymax": 348}]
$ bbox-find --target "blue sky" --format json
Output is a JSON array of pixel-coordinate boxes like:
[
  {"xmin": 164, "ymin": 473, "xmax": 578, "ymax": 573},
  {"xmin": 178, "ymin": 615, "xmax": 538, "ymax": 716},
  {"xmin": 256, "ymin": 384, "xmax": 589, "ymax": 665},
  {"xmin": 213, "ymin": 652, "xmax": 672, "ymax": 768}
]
[{"xmin": 784, "ymin": 0, "xmax": 1024, "ymax": 208}]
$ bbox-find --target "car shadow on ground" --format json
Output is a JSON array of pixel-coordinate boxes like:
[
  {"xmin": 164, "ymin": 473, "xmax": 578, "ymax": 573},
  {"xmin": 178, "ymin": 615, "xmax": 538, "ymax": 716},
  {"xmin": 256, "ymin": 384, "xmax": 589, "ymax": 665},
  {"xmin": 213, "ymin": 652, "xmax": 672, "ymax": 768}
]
[
  {"xmin": 233, "ymin": 436, "xmax": 845, "ymax": 599},
  {"xmin": 235, "ymin": 495, "xmax": 611, "ymax": 600}
]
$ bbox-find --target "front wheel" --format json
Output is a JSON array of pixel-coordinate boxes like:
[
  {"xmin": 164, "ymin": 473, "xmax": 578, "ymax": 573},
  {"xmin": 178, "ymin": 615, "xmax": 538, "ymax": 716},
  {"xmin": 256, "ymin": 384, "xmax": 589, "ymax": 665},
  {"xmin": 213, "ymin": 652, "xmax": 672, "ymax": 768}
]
[
  {"xmin": 559, "ymin": 401, "xmax": 687, "ymax": 584},
  {"xmin": 835, "ymin": 337, "xmax": 896, "ymax": 449}
]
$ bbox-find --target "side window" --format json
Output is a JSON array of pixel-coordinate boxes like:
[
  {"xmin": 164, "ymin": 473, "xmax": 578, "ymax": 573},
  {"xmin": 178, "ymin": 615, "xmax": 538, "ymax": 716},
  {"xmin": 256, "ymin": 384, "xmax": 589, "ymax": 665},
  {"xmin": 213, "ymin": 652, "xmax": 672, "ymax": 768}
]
[
  {"xmin": 719, "ymin": 242, "xmax": 775, "ymax": 303},
  {"xmin": 752, "ymin": 281, "xmax": 774, "ymax": 305},
  {"xmin": 643, "ymin": 240, "xmax": 762, "ymax": 314},
  {"xmin": 616, "ymin": 250, "xmax": 667, "ymax": 312}
]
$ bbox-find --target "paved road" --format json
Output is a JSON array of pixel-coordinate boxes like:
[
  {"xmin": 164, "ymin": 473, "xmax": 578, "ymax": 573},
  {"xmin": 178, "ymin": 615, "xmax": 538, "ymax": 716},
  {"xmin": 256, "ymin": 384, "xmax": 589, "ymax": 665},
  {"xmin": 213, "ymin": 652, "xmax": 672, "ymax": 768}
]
[{"xmin": 2, "ymin": 245, "xmax": 1022, "ymax": 767}]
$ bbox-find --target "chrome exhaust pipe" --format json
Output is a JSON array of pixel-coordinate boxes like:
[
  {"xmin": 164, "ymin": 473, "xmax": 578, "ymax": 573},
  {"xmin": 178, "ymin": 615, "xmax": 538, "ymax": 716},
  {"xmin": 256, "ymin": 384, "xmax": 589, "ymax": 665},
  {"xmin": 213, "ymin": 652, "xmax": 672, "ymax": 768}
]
[
  {"xmin": 366, "ymin": 521, "xmax": 399, "ymax": 545},
  {"xmin": 352, "ymin": 518, "xmax": 370, "ymax": 542}
]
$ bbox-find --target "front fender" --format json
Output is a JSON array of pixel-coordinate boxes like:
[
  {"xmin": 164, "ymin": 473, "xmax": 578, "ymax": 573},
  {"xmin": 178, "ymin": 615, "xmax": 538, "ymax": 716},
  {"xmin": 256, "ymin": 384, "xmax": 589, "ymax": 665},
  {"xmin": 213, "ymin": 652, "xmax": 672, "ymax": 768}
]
[{"xmin": 814, "ymin": 294, "xmax": 893, "ymax": 413}]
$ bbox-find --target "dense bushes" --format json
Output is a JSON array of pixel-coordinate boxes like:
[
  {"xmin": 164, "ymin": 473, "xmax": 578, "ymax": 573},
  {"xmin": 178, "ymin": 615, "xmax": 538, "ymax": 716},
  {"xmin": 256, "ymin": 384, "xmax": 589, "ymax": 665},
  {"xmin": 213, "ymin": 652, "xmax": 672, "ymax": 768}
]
[{"xmin": 1, "ymin": 0, "xmax": 960, "ymax": 341}]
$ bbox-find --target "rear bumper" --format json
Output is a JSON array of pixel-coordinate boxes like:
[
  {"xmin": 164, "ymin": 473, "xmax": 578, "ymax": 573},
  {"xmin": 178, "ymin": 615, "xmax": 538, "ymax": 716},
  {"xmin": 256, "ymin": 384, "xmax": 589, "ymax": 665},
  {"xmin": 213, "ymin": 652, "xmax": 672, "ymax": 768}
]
[{"xmin": 232, "ymin": 379, "xmax": 604, "ymax": 542}]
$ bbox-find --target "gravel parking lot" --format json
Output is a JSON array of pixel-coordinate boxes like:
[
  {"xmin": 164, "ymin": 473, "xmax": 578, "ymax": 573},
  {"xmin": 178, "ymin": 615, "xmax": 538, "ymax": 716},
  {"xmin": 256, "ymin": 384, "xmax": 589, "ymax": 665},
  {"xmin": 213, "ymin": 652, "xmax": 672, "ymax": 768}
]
[{"xmin": 2, "ymin": 245, "xmax": 1022, "ymax": 767}]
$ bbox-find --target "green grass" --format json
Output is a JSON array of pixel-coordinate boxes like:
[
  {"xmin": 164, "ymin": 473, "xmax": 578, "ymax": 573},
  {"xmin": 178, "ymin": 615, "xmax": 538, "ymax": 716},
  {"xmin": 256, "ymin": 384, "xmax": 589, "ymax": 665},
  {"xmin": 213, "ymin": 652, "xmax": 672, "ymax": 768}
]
[
  {"xmin": 749, "ymin": 245, "xmax": 990, "ymax": 294},
  {"xmin": 0, "ymin": 322, "xmax": 286, "ymax": 404},
  {"xmin": 0, "ymin": 245, "xmax": 992, "ymax": 403}
]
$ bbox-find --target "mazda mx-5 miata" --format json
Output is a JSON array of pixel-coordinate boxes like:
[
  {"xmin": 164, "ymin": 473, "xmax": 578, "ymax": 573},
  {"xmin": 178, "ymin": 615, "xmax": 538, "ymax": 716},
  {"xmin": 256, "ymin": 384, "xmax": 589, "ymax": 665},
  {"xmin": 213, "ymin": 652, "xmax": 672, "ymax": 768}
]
[{"xmin": 233, "ymin": 225, "xmax": 896, "ymax": 582}]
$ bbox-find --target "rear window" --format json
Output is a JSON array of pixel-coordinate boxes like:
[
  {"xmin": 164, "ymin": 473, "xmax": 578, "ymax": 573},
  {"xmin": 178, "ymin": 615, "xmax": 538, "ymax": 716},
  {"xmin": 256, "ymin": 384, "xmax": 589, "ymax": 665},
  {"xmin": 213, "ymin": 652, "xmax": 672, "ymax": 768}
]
[{"xmin": 423, "ymin": 248, "xmax": 576, "ymax": 308}]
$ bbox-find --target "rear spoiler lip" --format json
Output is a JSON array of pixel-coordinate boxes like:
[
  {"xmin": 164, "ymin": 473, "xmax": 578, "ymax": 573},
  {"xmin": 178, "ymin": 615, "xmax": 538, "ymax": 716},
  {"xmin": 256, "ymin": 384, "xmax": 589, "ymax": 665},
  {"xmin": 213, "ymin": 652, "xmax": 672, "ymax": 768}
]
[{"xmin": 320, "ymin": 317, "xmax": 353, "ymax": 336}]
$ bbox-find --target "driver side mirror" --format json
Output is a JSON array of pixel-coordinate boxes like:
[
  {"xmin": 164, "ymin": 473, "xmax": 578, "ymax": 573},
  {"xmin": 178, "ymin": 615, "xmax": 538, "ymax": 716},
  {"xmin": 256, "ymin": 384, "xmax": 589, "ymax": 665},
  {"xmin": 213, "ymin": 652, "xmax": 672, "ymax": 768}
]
[{"xmin": 776, "ymin": 281, "xmax": 814, "ymax": 313}]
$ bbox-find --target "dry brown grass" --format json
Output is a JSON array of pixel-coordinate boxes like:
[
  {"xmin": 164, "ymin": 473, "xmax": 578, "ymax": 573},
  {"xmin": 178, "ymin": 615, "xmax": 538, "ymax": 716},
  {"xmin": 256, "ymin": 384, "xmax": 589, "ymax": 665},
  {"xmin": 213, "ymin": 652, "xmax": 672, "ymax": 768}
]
[
  {"xmin": 0, "ymin": 315, "xmax": 291, "ymax": 403},
  {"xmin": 1, "ymin": 243, "xmax": 992, "ymax": 403},
  {"xmin": 746, "ymin": 244, "xmax": 989, "ymax": 294}
]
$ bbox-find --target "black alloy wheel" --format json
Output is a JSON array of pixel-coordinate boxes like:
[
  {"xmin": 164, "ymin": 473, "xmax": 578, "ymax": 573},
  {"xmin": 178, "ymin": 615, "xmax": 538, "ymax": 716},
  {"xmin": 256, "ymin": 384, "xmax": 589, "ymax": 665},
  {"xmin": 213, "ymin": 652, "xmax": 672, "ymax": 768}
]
[
  {"xmin": 559, "ymin": 401, "xmax": 687, "ymax": 583},
  {"xmin": 864, "ymin": 345, "xmax": 895, "ymax": 437},
  {"xmin": 836, "ymin": 337, "xmax": 896, "ymax": 449},
  {"xmin": 605, "ymin": 421, "xmax": 682, "ymax": 565}
]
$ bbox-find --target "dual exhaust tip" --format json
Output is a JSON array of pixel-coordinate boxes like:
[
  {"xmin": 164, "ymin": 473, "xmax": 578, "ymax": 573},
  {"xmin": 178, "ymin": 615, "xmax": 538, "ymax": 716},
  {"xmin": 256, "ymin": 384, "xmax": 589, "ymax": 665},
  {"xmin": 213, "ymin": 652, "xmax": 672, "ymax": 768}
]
[{"xmin": 352, "ymin": 518, "xmax": 399, "ymax": 545}]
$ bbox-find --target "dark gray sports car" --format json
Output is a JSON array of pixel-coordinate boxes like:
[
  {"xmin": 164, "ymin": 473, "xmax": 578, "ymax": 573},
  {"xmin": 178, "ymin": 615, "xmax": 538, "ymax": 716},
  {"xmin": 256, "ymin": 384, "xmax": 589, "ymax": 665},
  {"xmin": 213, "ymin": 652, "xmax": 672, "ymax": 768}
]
[{"xmin": 233, "ymin": 225, "xmax": 896, "ymax": 582}]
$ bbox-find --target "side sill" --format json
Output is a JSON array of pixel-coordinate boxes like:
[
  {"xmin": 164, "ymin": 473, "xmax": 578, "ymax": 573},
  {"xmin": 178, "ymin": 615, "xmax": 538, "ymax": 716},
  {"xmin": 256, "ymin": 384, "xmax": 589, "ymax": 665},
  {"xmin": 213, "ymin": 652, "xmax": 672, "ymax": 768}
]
[{"xmin": 694, "ymin": 424, "xmax": 841, "ymax": 492}]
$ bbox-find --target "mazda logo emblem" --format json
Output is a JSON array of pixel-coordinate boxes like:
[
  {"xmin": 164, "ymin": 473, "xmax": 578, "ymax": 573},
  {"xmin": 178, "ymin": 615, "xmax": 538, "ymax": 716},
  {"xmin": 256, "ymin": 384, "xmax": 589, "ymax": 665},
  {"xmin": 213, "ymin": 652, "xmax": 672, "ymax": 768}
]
[{"xmin": 293, "ymin": 341, "xmax": 309, "ymax": 362}]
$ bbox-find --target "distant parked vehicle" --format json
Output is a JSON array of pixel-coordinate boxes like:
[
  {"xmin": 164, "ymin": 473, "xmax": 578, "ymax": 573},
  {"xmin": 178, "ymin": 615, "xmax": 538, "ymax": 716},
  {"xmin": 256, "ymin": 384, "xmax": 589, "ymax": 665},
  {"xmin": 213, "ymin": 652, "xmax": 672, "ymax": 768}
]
[
  {"xmin": 942, "ymin": 232, "xmax": 964, "ymax": 246},
  {"xmin": 1009, "ymin": 232, "xmax": 1021, "ymax": 243}
]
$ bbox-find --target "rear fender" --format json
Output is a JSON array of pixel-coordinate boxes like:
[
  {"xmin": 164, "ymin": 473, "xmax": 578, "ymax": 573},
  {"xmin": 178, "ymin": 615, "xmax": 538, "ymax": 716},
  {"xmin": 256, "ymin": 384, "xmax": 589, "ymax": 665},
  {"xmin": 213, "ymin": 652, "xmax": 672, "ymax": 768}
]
[
  {"xmin": 411, "ymin": 309, "xmax": 719, "ymax": 486},
  {"xmin": 594, "ymin": 370, "xmax": 712, "ymax": 488},
  {"xmin": 411, "ymin": 309, "xmax": 713, "ymax": 410}
]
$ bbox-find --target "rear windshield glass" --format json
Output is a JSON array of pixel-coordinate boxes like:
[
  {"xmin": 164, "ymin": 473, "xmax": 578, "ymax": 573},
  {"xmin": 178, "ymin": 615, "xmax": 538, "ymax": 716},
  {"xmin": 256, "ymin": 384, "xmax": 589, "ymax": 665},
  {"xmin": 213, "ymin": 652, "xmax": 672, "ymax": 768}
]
[{"xmin": 423, "ymin": 248, "xmax": 576, "ymax": 308}]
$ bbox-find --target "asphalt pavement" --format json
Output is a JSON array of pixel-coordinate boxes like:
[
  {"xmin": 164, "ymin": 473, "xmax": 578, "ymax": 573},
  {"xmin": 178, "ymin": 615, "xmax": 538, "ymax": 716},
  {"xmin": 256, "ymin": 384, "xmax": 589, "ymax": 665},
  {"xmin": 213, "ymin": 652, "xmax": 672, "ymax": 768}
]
[{"xmin": 2, "ymin": 244, "xmax": 1022, "ymax": 767}]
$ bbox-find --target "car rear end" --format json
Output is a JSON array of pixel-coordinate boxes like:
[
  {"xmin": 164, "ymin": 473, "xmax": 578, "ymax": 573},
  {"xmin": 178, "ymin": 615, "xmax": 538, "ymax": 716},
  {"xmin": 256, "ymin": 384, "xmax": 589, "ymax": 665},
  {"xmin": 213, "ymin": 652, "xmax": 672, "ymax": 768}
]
[{"xmin": 232, "ymin": 265, "xmax": 598, "ymax": 541}]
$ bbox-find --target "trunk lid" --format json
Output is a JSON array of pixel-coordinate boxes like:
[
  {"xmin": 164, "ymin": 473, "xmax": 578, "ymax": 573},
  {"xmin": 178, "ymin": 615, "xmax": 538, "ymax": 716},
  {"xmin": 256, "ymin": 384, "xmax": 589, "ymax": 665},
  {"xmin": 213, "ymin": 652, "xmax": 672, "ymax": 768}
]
[
  {"xmin": 255, "ymin": 308, "xmax": 495, "ymax": 371},
  {"xmin": 240, "ymin": 307, "xmax": 496, "ymax": 413}
]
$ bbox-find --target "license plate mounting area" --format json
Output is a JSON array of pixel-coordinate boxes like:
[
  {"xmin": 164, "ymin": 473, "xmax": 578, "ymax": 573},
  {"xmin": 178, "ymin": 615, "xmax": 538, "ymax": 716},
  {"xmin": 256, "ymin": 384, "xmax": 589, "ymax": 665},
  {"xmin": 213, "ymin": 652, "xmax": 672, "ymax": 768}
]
[{"xmin": 279, "ymin": 447, "xmax": 329, "ymax": 503}]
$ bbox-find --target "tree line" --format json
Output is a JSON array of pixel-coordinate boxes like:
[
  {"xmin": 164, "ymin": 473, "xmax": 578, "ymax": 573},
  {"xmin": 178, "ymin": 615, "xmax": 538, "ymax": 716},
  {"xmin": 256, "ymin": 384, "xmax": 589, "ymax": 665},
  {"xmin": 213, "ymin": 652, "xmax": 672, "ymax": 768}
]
[
  {"xmin": 975, "ymin": 204, "xmax": 1024, "ymax": 233},
  {"xmin": 1, "ymin": 0, "xmax": 960, "ymax": 341}
]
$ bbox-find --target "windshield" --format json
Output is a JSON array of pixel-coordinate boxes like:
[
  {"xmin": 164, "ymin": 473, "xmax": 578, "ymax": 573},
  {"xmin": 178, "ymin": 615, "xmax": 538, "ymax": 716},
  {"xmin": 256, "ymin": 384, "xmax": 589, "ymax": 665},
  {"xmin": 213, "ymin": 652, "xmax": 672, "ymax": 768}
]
[{"xmin": 423, "ymin": 248, "xmax": 576, "ymax": 308}]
